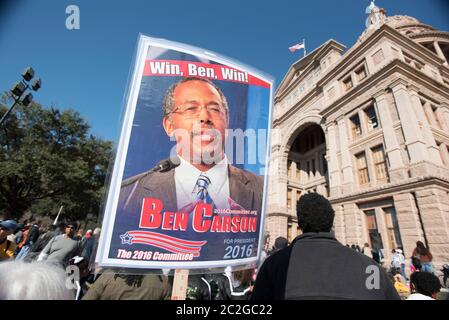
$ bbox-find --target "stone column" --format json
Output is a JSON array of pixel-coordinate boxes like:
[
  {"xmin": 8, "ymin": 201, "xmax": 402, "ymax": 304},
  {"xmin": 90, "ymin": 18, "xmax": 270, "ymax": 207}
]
[
  {"xmin": 296, "ymin": 161, "xmax": 302, "ymax": 182},
  {"xmin": 435, "ymin": 107, "xmax": 448, "ymax": 131},
  {"xmin": 333, "ymin": 204, "xmax": 346, "ymax": 244},
  {"xmin": 316, "ymin": 185, "xmax": 328, "ymax": 197},
  {"xmin": 365, "ymin": 146, "xmax": 376, "ymax": 185},
  {"xmin": 373, "ymin": 91, "xmax": 406, "ymax": 181},
  {"xmin": 265, "ymin": 215, "xmax": 289, "ymax": 248},
  {"xmin": 337, "ymin": 117, "xmax": 355, "ymax": 193},
  {"xmin": 291, "ymin": 161, "xmax": 297, "ymax": 180},
  {"xmin": 408, "ymin": 85, "xmax": 442, "ymax": 166},
  {"xmin": 392, "ymin": 193, "xmax": 425, "ymax": 258},
  {"xmin": 291, "ymin": 187, "xmax": 298, "ymax": 216},
  {"xmin": 326, "ymin": 123, "xmax": 342, "ymax": 196},
  {"xmin": 311, "ymin": 157, "xmax": 315, "ymax": 181},
  {"xmin": 433, "ymin": 41, "xmax": 448, "ymax": 65},
  {"xmin": 439, "ymin": 143, "xmax": 449, "ymax": 166},
  {"xmin": 266, "ymin": 130, "xmax": 289, "ymax": 228},
  {"xmin": 390, "ymin": 80, "xmax": 428, "ymax": 164},
  {"xmin": 267, "ymin": 154, "xmax": 287, "ymax": 205},
  {"xmin": 315, "ymin": 151, "xmax": 320, "ymax": 180},
  {"xmin": 415, "ymin": 188, "xmax": 449, "ymax": 271},
  {"xmin": 423, "ymin": 101, "xmax": 438, "ymax": 128},
  {"xmin": 359, "ymin": 108, "xmax": 370, "ymax": 134},
  {"xmin": 440, "ymin": 103, "xmax": 449, "ymax": 129},
  {"xmin": 300, "ymin": 161, "xmax": 307, "ymax": 183},
  {"xmin": 343, "ymin": 203, "xmax": 363, "ymax": 246},
  {"xmin": 374, "ymin": 207, "xmax": 391, "ymax": 255}
]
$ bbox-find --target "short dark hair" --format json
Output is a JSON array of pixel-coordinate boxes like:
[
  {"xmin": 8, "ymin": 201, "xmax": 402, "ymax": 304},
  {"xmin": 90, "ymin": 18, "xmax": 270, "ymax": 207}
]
[
  {"xmin": 274, "ymin": 237, "xmax": 288, "ymax": 250},
  {"xmin": 66, "ymin": 221, "xmax": 78, "ymax": 230},
  {"xmin": 162, "ymin": 77, "xmax": 229, "ymax": 122},
  {"xmin": 410, "ymin": 272, "xmax": 441, "ymax": 297},
  {"xmin": 296, "ymin": 193, "xmax": 334, "ymax": 233}
]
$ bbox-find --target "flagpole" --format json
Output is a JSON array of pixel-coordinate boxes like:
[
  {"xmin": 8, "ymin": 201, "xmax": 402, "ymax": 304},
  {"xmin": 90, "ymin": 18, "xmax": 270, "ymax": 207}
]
[{"xmin": 303, "ymin": 39, "xmax": 306, "ymax": 57}]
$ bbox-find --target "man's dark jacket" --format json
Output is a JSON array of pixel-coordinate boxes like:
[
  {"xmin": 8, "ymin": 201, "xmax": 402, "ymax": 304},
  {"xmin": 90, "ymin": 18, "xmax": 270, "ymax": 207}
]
[
  {"xmin": 118, "ymin": 164, "xmax": 263, "ymax": 215},
  {"xmin": 251, "ymin": 232, "xmax": 400, "ymax": 300}
]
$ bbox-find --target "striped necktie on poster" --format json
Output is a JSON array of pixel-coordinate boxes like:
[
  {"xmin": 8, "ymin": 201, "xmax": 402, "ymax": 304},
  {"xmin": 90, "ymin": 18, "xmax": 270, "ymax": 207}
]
[{"xmin": 195, "ymin": 173, "xmax": 216, "ymax": 211}]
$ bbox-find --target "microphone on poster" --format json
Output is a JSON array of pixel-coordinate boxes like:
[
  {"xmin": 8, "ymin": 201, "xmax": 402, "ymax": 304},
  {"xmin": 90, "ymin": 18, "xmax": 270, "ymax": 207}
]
[{"xmin": 149, "ymin": 156, "xmax": 181, "ymax": 173}]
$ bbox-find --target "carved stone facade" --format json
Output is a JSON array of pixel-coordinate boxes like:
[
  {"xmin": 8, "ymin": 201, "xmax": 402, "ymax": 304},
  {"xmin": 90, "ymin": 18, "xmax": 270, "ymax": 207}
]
[{"xmin": 266, "ymin": 13, "xmax": 449, "ymax": 273}]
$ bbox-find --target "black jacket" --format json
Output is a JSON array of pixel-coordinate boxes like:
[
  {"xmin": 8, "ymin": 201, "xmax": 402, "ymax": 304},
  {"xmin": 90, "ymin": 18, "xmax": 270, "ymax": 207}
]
[
  {"xmin": 186, "ymin": 275, "xmax": 212, "ymax": 300},
  {"xmin": 27, "ymin": 224, "xmax": 40, "ymax": 244},
  {"xmin": 251, "ymin": 232, "xmax": 400, "ymax": 300}
]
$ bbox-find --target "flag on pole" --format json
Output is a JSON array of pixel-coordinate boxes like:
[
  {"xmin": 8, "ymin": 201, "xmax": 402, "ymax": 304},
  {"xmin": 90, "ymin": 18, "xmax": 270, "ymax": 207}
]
[{"xmin": 289, "ymin": 41, "xmax": 305, "ymax": 53}]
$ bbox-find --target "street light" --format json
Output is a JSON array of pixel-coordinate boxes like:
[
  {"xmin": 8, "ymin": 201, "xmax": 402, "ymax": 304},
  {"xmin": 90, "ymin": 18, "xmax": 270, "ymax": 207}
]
[
  {"xmin": 31, "ymin": 78, "xmax": 41, "ymax": 91},
  {"xmin": 22, "ymin": 93, "xmax": 33, "ymax": 106},
  {"xmin": 0, "ymin": 66, "xmax": 41, "ymax": 127},
  {"xmin": 11, "ymin": 81, "xmax": 26, "ymax": 97},
  {"xmin": 22, "ymin": 67, "xmax": 35, "ymax": 82}
]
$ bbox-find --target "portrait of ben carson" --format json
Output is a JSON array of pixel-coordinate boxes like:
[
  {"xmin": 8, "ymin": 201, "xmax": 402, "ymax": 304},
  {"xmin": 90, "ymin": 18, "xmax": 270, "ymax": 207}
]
[{"xmin": 118, "ymin": 77, "xmax": 263, "ymax": 218}]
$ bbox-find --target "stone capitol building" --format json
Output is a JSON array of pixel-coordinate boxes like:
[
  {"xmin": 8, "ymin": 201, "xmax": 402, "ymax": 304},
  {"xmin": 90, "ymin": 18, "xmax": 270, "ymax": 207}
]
[{"xmin": 266, "ymin": 3, "xmax": 449, "ymax": 270}]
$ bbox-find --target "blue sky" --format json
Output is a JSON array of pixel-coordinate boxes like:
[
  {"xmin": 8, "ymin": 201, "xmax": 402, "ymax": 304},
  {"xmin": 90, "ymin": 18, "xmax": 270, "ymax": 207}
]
[{"xmin": 1, "ymin": 0, "xmax": 448, "ymax": 142}]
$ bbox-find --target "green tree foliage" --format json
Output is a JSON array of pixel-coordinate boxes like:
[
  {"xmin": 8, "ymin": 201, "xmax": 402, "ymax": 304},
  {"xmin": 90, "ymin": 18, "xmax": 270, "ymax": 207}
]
[{"xmin": 0, "ymin": 97, "xmax": 113, "ymax": 221}]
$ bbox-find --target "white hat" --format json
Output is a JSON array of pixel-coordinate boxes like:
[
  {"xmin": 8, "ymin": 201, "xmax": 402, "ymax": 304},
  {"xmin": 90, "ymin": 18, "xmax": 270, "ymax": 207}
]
[{"xmin": 395, "ymin": 249, "xmax": 403, "ymax": 254}]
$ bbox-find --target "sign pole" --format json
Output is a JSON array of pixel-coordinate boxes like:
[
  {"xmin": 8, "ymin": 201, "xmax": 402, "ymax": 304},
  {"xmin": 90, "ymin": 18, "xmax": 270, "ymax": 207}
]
[
  {"xmin": 53, "ymin": 205, "xmax": 64, "ymax": 225},
  {"xmin": 171, "ymin": 269, "xmax": 189, "ymax": 300}
]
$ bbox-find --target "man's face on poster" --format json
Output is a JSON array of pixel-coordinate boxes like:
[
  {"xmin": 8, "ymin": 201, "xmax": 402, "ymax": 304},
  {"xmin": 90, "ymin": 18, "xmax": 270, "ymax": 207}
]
[{"xmin": 163, "ymin": 80, "xmax": 228, "ymax": 165}]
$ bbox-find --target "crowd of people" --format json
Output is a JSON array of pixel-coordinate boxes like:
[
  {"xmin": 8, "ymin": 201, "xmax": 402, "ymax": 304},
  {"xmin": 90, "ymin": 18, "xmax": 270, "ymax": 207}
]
[
  {"xmin": 339, "ymin": 234, "xmax": 443, "ymax": 299},
  {"xmin": 0, "ymin": 219, "xmax": 101, "ymax": 267},
  {"xmin": 0, "ymin": 218, "xmax": 103, "ymax": 299},
  {"xmin": 0, "ymin": 193, "xmax": 447, "ymax": 300}
]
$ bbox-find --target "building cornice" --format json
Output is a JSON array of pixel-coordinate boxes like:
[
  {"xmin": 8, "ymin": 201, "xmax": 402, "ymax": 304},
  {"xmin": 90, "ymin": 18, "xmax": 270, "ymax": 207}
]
[
  {"xmin": 320, "ymin": 58, "xmax": 449, "ymax": 119},
  {"xmin": 388, "ymin": 78, "xmax": 409, "ymax": 91},
  {"xmin": 409, "ymin": 31, "xmax": 449, "ymax": 41},
  {"xmin": 276, "ymin": 40, "xmax": 346, "ymax": 99},
  {"xmin": 275, "ymin": 26, "xmax": 449, "ymax": 125},
  {"xmin": 372, "ymin": 89, "xmax": 387, "ymax": 100},
  {"xmin": 275, "ymin": 60, "xmax": 319, "ymax": 101},
  {"xmin": 329, "ymin": 175, "xmax": 449, "ymax": 204},
  {"xmin": 347, "ymin": 129, "xmax": 384, "ymax": 151},
  {"xmin": 312, "ymin": 41, "xmax": 346, "ymax": 65},
  {"xmin": 410, "ymin": 31, "xmax": 449, "ymax": 62},
  {"xmin": 273, "ymin": 87, "xmax": 322, "ymax": 126},
  {"xmin": 431, "ymin": 127, "xmax": 449, "ymax": 143},
  {"xmin": 407, "ymin": 84, "xmax": 421, "ymax": 93},
  {"xmin": 440, "ymin": 65, "xmax": 449, "ymax": 78},
  {"xmin": 317, "ymin": 24, "xmax": 445, "ymax": 88}
]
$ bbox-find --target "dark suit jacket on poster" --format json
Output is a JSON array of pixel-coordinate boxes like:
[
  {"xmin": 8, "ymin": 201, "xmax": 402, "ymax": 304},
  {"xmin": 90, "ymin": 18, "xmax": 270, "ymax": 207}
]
[{"xmin": 118, "ymin": 164, "xmax": 264, "ymax": 218}]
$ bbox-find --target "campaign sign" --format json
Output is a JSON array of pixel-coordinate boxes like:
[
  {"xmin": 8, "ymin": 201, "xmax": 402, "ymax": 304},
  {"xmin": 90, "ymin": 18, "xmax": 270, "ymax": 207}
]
[{"xmin": 96, "ymin": 35, "xmax": 274, "ymax": 269}]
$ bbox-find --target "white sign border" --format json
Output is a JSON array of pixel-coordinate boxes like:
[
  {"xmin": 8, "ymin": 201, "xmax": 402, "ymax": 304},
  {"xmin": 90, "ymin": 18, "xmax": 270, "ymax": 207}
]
[{"xmin": 96, "ymin": 34, "xmax": 275, "ymax": 270}]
